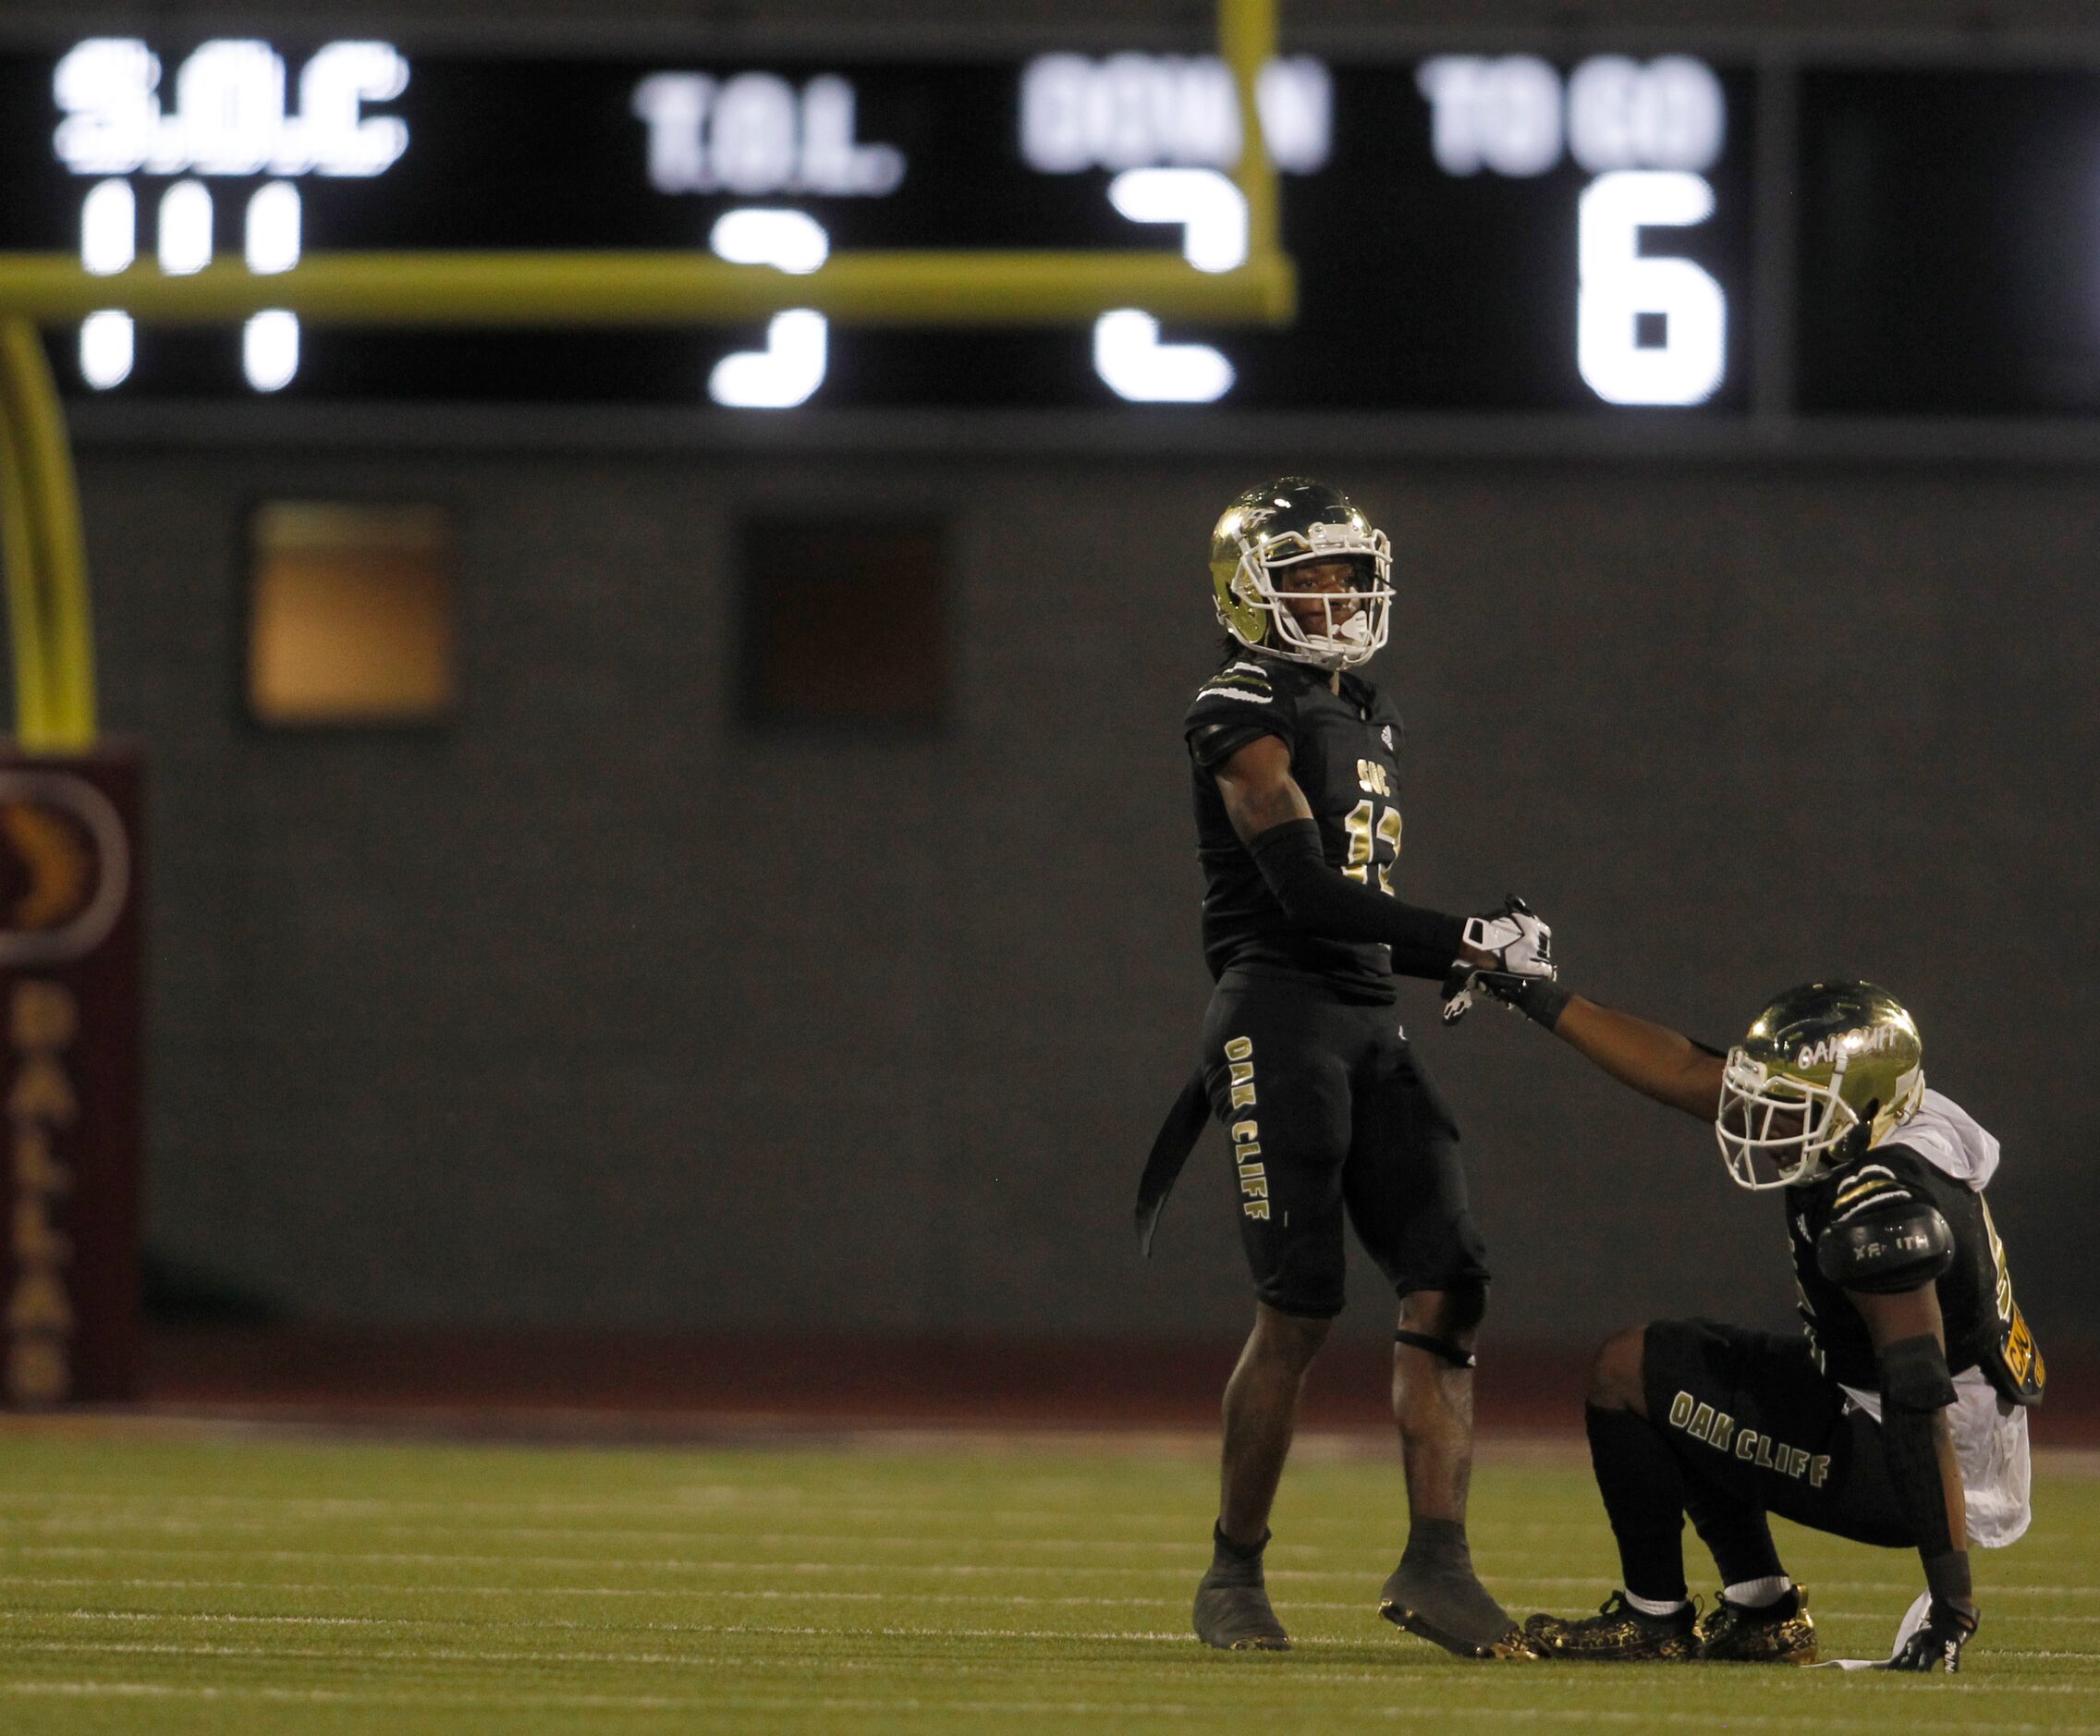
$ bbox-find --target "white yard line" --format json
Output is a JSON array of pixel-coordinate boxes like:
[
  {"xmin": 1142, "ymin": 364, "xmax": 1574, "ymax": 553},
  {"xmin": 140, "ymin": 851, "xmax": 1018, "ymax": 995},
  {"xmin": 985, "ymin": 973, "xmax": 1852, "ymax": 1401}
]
[
  {"xmin": 2, "ymin": 1598, "xmax": 2094, "ymax": 1640},
  {"xmin": 2, "ymin": 1549, "xmax": 2092, "ymax": 1600},
  {"xmin": 0, "ymin": 1534, "xmax": 1558, "ymax": 1562},
  {"xmin": 3, "ymin": 1632, "xmax": 2094, "ymax": 1666},
  {"xmin": 1, "ymin": 1573, "xmax": 2097, "ymax": 1623},
  {"xmin": 0, "ymin": 1494, "xmax": 1594, "ymax": 1531},
  {"xmin": 0, "ymin": 1524, "xmax": 1596, "ymax": 1561},
  {"xmin": 0, "ymin": 1680, "xmax": 2086, "ymax": 1730}
]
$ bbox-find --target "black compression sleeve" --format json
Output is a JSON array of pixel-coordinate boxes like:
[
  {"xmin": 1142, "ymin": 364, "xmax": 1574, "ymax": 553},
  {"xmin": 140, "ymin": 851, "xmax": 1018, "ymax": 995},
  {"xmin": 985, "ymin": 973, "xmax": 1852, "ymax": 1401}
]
[
  {"xmin": 1247, "ymin": 820, "xmax": 1466, "ymax": 972},
  {"xmin": 1391, "ymin": 938, "xmax": 1462, "ymax": 981},
  {"xmin": 1881, "ymin": 1405, "xmax": 1954, "ymax": 1557},
  {"xmin": 1878, "ymin": 1335, "xmax": 1963, "ymax": 1592}
]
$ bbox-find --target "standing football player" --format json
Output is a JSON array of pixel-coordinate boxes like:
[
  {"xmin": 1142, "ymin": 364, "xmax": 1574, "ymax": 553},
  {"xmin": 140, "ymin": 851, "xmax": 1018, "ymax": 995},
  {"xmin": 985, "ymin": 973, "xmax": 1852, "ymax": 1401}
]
[
  {"xmin": 1139, "ymin": 478, "xmax": 1555, "ymax": 1658},
  {"xmin": 1453, "ymin": 972, "xmax": 2041, "ymax": 1669}
]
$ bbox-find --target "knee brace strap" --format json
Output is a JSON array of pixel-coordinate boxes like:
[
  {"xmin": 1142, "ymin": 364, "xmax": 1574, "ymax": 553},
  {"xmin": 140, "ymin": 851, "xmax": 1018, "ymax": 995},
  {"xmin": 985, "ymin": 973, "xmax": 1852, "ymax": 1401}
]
[{"xmin": 1394, "ymin": 1329, "xmax": 1477, "ymax": 1370}]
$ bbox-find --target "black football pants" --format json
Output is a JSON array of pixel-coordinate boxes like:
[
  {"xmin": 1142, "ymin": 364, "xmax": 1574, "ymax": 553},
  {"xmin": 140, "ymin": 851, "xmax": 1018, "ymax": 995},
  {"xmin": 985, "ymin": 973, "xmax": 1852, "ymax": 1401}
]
[
  {"xmin": 1199, "ymin": 968, "xmax": 1490, "ymax": 1320},
  {"xmin": 1620, "ymin": 1317, "xmax": 1916, "ymax": 1593}
]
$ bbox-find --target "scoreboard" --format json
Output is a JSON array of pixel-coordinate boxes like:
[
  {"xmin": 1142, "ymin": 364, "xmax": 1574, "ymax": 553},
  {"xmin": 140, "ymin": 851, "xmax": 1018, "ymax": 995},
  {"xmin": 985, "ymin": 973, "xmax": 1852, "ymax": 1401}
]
[{"xmin": 0, "ymin": 35, "xmax": 2094, "ymax": 421}]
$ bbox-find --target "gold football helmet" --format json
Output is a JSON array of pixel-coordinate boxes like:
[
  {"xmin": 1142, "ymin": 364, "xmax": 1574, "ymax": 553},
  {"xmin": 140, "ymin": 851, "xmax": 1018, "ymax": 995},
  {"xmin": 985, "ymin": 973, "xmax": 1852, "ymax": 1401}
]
[
  {"xmin": 1210, "ymin": 477, "xmax": 1393, "ymax": 670},
  {"xmin": 1715, "ymin": 981, "xmax": 1926, "ymax": 1191}
]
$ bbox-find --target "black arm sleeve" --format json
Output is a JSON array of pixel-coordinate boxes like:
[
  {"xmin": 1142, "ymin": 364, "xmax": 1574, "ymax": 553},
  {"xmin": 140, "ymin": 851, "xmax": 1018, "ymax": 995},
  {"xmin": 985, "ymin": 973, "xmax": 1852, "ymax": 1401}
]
[
  {"xmin": 1248, "ymin": 820, "xmax": 1466, "ymax": 972},
  {"xmin": 1877, "ymin": 1333, "xmax": 1971, "ymax": 1604},
  {"xmin": 1391, "ymin": 937, "xmax": 1463, "ymax": 981}
]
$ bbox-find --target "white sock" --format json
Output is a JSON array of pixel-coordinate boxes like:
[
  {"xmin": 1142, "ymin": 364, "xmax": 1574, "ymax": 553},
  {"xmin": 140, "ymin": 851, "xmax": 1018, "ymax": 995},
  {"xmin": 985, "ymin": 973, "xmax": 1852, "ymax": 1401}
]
[
  {"xmin": 1723, "ymin": 1574, "xmax": 1792, "ymax": 1608},
  {"xmin": 1624, "ymin": 1590, "xmax": 1690, "ymax": 1618}
]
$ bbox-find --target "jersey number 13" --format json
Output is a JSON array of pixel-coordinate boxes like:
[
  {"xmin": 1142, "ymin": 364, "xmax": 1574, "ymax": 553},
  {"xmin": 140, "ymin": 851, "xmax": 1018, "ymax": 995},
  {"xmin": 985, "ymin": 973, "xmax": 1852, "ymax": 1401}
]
[{"xmin": 1342, "ymin": 800, "xmax": 1403, "ymax": 894}]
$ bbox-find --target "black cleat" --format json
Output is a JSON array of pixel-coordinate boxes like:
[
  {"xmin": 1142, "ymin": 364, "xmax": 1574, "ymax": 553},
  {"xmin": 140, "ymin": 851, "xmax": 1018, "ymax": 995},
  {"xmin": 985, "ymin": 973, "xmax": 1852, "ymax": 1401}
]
[
  {"xmin": 1694, "ymin": 1585, "xmax": 1816, "ymax": 1664},
  {"xmin": 1524, "ymin": 1591, "xmax": 1699, "ymax": 1662},
  {"xmin": 1192, "ymin": 1528, "xmax": 1289, "ymax": 1651},
  {"xmin": 1380, "ymin": 1556, "xmax": 1534, "ymax": 1659},
  {"xmin": 1193, "ymin": 1566, "xmax": 1291, "ymax": 1651}
]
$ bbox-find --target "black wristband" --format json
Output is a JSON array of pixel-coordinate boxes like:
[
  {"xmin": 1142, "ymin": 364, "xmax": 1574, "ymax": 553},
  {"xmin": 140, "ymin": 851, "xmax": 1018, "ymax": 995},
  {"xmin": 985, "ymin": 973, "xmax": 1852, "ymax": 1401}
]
[
  {"xmin": 1923, "ymin": 1549, "xmax": 1972, "ymax": 1607},
  {"xmin": 1513, "ymin": 977, "xmax": 1571, "ymax": 1031}
]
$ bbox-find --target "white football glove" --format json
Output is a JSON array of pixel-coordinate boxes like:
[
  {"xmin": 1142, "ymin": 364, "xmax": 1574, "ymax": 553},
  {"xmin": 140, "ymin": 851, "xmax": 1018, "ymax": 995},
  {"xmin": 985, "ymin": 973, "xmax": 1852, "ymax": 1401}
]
[
  {"xmin": 1463, "ymin": 899, "xmax": 1554, "ymax": 978},
  {"xmin": 1443, "ymin": 899, "xmax": 1555, "ymax": 1025}
]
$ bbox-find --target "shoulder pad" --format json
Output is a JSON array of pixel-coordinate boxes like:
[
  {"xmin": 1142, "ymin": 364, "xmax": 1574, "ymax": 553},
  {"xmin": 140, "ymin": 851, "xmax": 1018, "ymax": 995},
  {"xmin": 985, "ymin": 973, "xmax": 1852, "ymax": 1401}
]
[
  {"xmin": 1190, "ymin": 659, "xmax": 1278, "ymax": 711},
  {"xmin": 1188, "ymin": 660, "xmax": 1296, "ymax": 767},
  {"xmin": 1815, "ymin": 1195, "xmax": 1955, "ymax": 1295},
  {"xmin": 1824, "ymin": 1162, "xmax": 1913, "ymax": 1221}
]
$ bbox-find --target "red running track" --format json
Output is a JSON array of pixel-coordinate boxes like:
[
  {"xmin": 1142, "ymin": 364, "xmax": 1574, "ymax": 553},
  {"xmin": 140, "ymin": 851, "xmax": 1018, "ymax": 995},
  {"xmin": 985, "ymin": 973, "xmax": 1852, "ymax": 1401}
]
[{"xmin": 115, "ymin": 1326, "xmax": 2099, "ymax": 1448}]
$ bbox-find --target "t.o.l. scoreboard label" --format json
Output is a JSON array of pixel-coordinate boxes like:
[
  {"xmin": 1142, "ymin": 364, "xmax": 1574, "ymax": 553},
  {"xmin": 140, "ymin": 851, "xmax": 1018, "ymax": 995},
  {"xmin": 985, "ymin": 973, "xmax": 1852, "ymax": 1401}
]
[{"xmin": 0, "ymin": 751, "xmax": 143, "ymax": 1406}]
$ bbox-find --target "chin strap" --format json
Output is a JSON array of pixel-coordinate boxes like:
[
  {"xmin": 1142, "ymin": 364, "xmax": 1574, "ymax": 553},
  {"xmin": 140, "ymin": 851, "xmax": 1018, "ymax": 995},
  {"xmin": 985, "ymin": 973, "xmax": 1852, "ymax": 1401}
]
[{"xmin": 1394, "ymin": 1330, "xmax": 1477, "ymax": 1370}]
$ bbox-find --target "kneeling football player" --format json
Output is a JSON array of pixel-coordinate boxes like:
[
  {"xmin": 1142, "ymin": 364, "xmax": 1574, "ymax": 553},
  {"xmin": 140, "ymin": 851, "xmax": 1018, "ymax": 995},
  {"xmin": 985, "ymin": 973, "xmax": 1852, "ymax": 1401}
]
[{"xmin": 1448, "ymin": 974, "xmax": 2041, "ymax": 1669}]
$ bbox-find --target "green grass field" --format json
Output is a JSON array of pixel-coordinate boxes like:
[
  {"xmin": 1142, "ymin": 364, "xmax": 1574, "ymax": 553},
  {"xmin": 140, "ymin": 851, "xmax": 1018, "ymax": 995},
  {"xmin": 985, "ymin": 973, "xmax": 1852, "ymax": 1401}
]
[{"xmin": 0, "ymin": 1427, "xmax": 2094, "ymax": 1733}]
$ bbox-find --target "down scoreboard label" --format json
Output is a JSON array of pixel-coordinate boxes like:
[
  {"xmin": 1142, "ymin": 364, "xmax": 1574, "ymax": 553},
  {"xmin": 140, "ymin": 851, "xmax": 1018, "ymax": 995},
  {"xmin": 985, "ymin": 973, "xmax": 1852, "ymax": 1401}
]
[{"xmin": 0, "ymin": 752, "xmax": 143, "ymax": 1406}]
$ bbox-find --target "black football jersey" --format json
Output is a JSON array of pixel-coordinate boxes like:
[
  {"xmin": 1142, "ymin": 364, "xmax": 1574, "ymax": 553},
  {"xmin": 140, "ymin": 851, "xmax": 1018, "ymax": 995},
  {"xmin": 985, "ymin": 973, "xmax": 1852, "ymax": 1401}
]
[
  {"xmin": 1786, "ymin": 1119, "xmax": 2044, "ymax": 1405},
  {"xmin": 1183, "ymin": 649, "xmax": 1410, "ymax": 1000}
]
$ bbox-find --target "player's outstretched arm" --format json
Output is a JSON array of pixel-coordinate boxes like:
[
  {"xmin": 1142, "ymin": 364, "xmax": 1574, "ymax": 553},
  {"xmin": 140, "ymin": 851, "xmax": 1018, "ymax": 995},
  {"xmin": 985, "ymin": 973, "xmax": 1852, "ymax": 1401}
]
[
  {"xmin": 1473, "ymin": 980, "xmax": 1723, "ymax": 1121},
  {"xmin": 1213, "ymin": 736, "xmax": 1482, "ymax": 975},
  {"xmin": 1555, "ymin": 997, "xmax": 1727, "ymax": 1120}
]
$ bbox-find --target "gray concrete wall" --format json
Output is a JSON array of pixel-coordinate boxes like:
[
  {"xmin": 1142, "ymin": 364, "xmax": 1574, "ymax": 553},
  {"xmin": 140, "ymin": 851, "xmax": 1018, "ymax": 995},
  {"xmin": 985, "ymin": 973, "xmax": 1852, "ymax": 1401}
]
[
  {"xmin": 33, "ymin": 0, "xmax": 2100, "ymax": 1348},
  {"xmin": 85, "ymin": 447, "xmax": 2098, "ymax": 1346}
]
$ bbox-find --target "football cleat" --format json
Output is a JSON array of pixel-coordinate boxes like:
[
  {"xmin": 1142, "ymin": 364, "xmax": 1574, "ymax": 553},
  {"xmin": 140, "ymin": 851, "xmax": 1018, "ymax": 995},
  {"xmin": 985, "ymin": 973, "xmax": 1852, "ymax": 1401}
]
[
  {"xmin": 1380, "ymin": 1559, "xmax": 1536, "ymax": 1660},
  {"xmin": 1192, "ymin": 1562, "xmax": 1291, "ymax": 1651},
  {"xmin": 1694, "ymin": 1584, "xmax": 1817, "ymax": 1664},
  {"xmin": 1523, "ymin": 1591, "xmax": 1698, "ymax": 1662}
]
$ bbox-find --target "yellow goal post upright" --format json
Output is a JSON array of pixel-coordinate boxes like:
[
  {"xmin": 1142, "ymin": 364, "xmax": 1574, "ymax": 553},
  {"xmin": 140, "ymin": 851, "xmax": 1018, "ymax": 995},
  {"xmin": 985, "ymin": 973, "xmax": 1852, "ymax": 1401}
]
[
  {"xmin": 0, "ymin": 324, "xmax": 95, "ymax": 752},
  {"xmin": 0, "ymin": 0, "xmax": 1292, "ymax": 752}
]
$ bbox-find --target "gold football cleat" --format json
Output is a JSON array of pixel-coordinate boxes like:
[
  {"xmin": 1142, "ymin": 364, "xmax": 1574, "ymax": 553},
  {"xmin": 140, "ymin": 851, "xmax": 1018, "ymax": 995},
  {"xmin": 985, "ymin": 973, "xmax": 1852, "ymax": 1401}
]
[
  {"xmin": 1523, "ymin": 1592, "xmax": 1699, "ymax": 1662},
  {"xmin": 1694, "ymin": 1584, "xmax": 1817, "ymax": 1664}
]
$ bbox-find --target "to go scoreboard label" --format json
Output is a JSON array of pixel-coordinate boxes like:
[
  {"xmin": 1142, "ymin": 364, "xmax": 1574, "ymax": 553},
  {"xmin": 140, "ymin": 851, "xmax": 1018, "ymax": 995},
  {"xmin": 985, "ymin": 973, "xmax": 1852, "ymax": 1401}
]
[{"xmin": 0, "ymin": 753, "xmax": 144, "ymax": 1407}]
